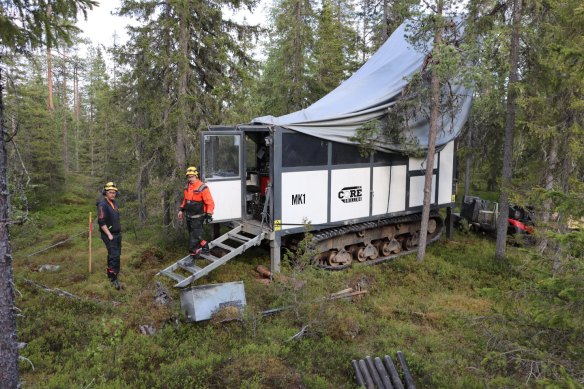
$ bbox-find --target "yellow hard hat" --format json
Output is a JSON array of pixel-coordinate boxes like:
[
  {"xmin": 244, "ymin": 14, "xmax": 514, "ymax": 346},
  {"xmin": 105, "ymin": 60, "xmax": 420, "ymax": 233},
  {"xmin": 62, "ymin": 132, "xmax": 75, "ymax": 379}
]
[
  {"xmin": 185, "ymin": 166, "xmax": 198, "ymax": 177},
  {"xmin": 104, "ymin": 182, "xmax": 118, "ymax": 192}
]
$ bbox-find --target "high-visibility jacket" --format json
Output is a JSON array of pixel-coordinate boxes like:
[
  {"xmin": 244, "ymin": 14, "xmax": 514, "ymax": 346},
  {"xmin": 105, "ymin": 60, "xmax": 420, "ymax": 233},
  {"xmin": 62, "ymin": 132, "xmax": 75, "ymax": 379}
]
[{"xmin": 180, "ymin": 179, "xmax": 215, "ymax": 216}]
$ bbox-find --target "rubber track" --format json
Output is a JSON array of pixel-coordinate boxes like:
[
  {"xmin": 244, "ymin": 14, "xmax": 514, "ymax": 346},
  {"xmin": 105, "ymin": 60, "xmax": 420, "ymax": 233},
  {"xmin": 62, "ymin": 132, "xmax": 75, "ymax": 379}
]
[{"xmin": 312, "ymin": 212, "xmax": 444, "ymax": 270}]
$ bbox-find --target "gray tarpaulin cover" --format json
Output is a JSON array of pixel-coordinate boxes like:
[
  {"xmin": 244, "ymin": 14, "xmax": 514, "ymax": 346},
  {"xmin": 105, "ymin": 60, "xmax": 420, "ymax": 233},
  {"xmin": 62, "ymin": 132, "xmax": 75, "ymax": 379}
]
[{"xmin": 252, "ymin": 18, "xmax": 472, "ymax": 152}]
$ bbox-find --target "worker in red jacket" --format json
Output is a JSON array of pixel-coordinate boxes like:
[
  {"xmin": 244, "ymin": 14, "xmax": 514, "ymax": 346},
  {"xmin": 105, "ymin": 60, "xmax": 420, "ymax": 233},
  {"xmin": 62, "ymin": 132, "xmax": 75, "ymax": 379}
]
[{"xmin": 178, "ymin": 166, "xmax": 215, "ymax": 263}]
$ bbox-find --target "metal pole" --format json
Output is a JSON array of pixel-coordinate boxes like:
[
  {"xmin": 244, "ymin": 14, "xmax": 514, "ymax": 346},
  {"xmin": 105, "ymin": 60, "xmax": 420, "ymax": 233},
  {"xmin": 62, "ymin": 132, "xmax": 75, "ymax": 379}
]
[
  {"xmin": 358, "ymin": 359, "xmax": 374, "ymax": 389},
  {"xmin": 396, "ymin": 351, "xmax": 415, "ymax": 389},
  {"xmin": 352, "ymin": 359, "xmax": 366, "ymax": 388},
  {"xmin": 446, "ymin": 206, "xmax": 453, "ymax": 240},
  {"xmin": 374, "ymin": 356, "xmax": 394, "ymax": 389},
  {"xmin": 366, "ymin": 356, "xmax": 384, "ymax": 389},
  {"xmin": 383, "ymin": 355, "xmax": 404, "ymax": 389}
]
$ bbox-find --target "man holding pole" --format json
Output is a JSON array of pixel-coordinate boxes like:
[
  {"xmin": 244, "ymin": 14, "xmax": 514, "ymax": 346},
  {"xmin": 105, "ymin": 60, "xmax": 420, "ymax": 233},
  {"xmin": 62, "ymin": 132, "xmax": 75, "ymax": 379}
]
[{"xmin": 97, "ymin": 182, "xmax": 122, "ymax": 290}]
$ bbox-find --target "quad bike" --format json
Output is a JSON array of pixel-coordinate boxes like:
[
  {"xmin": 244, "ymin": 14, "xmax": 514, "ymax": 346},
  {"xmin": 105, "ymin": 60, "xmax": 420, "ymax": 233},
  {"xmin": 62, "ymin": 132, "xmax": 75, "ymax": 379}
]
[{"xmin": 453, "ymin": 195, "xmax": 535, "ymax": 241}]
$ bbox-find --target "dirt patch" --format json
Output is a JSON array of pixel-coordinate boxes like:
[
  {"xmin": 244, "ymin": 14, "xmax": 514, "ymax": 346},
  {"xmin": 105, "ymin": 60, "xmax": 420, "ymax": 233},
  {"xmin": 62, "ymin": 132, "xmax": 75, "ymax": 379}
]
[
  {"xmin": 220, "ymin": 355, "xmax": 302, "ymax": 388},
  {"xmin": 438, "ymin": 294, "xmax": 492, "ymax": 314},
  {"xmin": 131, "ymin": 246, "xmax": 166, "ymax": 268}
]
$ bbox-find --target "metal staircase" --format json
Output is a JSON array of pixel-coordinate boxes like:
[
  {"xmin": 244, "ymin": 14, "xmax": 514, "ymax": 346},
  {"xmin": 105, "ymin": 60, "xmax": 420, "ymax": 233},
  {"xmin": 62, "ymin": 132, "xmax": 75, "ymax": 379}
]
[{"xmin": 157, "ymin": 224, "xmax": 265, "ymax": 288}]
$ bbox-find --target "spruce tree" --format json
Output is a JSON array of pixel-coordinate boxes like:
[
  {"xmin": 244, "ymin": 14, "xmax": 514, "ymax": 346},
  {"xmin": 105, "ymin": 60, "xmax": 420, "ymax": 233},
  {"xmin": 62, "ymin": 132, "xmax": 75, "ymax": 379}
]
[
  {"xmin": 312, "ymin": 0, "xmax": 360, "ymax": 99},
  {"xmin": 115, "ymin": 0, "xmax": 259, "ymax": 226},
  {"xmin": 259, "ymin": 0, "xmax": 317, "ymax": 115}
]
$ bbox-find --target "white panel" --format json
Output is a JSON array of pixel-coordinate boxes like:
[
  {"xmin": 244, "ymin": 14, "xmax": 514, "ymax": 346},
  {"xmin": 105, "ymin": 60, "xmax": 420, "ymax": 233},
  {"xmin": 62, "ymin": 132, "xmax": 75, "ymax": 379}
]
[
  {"xmin": 409, "ymin": 175, "xmax": 436, "ymax": 207},
  {"xmin": 389, "ymin": 165, "xmax": 407, "ymax": 212},
  {"xmin": 205, "ymin": 180, "xmax": 242, "ymax": 221},
  {"xmin": 372, "ymin": 166, "xmax": 390, "ymax": 216},
  {"xmin": 409, "ymin": 154, "xmax": 438, "ymax": 171},
  {"xmin": 372, "ymin": 166, "xmax": 407, "ymax": 215},
  {"xmin": 331, "ymin": 168, "xmax": 371, "ymax": 222},
  {"xmin": 438, "ymin": 141, "xmax": 455, "ymax": 204},
  {"xmin": 281, "ymin": 171, "xmax": 328, "ymax": 230}
]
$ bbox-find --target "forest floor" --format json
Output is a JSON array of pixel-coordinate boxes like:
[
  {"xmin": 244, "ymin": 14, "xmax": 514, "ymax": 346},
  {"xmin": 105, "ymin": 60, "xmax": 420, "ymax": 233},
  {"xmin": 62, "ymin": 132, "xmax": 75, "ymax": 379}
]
[{"xmin": 10, "ymin": 174, "xmax": 583, "ymax": 388}]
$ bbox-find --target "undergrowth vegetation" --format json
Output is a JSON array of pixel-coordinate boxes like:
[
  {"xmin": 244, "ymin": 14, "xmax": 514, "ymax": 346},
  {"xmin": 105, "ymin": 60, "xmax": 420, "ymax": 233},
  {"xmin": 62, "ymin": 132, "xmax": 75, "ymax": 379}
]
[{"xmin": 10, "ymin": 176, "xmax": 584, "ymax": 388}]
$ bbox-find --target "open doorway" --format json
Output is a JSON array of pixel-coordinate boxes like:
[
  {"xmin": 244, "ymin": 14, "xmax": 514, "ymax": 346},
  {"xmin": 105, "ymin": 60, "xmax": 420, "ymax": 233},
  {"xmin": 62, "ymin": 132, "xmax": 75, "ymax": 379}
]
[{"xmin": 243, "ymin": 131, "xmax": 271, "ymax": 222}]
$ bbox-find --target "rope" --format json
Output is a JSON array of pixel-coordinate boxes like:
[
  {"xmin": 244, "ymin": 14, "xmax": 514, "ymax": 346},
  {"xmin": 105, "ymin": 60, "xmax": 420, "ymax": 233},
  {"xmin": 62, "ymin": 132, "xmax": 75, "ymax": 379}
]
[{"xmin": 25, "ymin": 229, "xmax": 87, "ymax": 258}]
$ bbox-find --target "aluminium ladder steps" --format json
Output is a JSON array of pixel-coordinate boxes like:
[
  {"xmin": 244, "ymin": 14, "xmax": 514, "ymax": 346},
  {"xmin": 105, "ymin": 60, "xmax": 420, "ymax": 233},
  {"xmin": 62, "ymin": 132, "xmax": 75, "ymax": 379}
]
[{"xmin": 157, "ymin": 224, "xmax": 264, "ymax": 288}]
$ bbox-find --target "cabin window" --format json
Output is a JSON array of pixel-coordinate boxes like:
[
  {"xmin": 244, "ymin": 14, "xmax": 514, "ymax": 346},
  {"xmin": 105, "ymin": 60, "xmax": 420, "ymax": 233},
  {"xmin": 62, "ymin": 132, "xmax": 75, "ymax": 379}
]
[
  {"xmin": 373, "ymin": 150, "xmax": 408, "ymax": 165},
  {"xmin": 204, "ymin": 134, "xmax": 240, "ymax": 179},
  {"xmin": 282, "ymin": 132, "xmax": 328, "ymax": 167},
  {"xmin": 332, "ymin": 142, "xmax": 370, "ymax": 165}
]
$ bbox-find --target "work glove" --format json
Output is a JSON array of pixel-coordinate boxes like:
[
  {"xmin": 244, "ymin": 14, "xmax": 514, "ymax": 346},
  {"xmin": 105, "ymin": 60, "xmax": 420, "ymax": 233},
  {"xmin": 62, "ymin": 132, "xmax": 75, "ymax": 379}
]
[{"xmin": 203, "ymin": 213, "xmax": 213, "ymax": 224}]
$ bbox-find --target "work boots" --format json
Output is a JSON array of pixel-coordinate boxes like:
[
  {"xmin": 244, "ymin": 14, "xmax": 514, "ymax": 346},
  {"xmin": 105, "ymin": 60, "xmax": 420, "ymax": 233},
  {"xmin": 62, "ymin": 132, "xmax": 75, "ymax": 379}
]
[
  {"xmin": 184, "ymin": 253, "xmax": 198, "ymax": 267},
  {"xmin": 201, "ymin": 242, "xmax": 210, "ymax": 255}
]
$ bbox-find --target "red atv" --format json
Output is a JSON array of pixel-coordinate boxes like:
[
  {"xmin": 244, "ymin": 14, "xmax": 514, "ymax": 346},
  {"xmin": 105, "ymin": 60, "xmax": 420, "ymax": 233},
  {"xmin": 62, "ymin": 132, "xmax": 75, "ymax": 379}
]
[{"xmin": 455, "ymin": 195, "xmax": 535, "ymax": 238}]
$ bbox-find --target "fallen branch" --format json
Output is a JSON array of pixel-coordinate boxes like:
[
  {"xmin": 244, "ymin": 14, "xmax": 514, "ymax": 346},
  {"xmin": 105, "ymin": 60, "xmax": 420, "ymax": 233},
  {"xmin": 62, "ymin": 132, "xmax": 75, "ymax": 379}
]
[
  {"xmin": 23, "ymin": 279, "xmax": 80, "ymax": 300},
  {"xmin": 261, "ymin": 288, "xmax": 368, "ymax": 317},
  {"xmin": 328, "ymin": 290, "xmax": 368, "ymax": 301},
  {"xmin": 19, "ymin": 356, "xmax": 35, "ymax": 370},
  {"xmin": 329, "ymin": 288, "xmax": 353, "ymax": 298},
  {"xmin": 288, "ymin": 324, "xmax": 310, "ymax": 341}
]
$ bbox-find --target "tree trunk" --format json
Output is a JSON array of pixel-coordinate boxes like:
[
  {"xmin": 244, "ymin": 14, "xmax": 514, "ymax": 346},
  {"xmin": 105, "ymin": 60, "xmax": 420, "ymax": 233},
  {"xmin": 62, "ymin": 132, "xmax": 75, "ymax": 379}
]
[
  {"xmin": 291, "ymin": 0, "xmax": 304, "ymax": 110},
  {"xmin": 495, "ymin": 0, "xmax": 522, "ymax": 261},
  {"xmin": 176, "ymin": 4, "xmax": 189, "ymax": 173},
  {"xmin": 382, "ymin": 0, "xmax": 390, "ymax": 41},
  {"xmin": 361, "ymin": 0, "xmax": 371, "ymax": 62},
  {"xmin": 136, "ymin": 145, "xmax": 153, "ymax": 225},
  {"xmin": 47, "ymin": 5, "xmax": 54, "ymax": 114},
  {"xmin": 47, "ymin": 47, "xmax": 54, "ymax": 113},
  {"xmin": 417, "ymin": 0, "xmax": 443, "ymax": 262},
  {"xmin": 537, "ymin": 135, "xmax": 558, "ymax": 253},
  {"xmin": 0, "ymin": 66, "xmax": 19, "ymax": 389},
  {"xmin": 464, "ymin": 121, "xmax": 473, "ymax": 197},
  {"xmin": 74, "ymin": 61, "xmax": 80, "ymax": 172},
  {"xmin": 91, "ymin": 140, "xmax": 95, "ymax": 176},
  {"xmin": 175, "ymin": 4, "xmax": 190, "ymax": 228},
  {"xmin": 62, "ymin": 59, "xmax": 69, "ymax": 173}
]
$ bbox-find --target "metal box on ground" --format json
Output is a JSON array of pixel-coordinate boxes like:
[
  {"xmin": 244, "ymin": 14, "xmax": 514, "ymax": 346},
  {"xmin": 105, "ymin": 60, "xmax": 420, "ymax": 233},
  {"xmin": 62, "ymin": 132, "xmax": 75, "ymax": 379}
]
[{"xmin": 179, "ymin": 281, "xmax": 246, "ymax": 322}]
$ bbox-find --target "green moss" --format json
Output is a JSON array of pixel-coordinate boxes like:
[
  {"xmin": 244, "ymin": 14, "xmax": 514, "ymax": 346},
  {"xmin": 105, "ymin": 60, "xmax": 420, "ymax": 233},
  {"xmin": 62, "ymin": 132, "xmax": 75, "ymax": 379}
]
[{"xmin": 11, "ymin": 178, "xmax": 584, "ymax": 387}]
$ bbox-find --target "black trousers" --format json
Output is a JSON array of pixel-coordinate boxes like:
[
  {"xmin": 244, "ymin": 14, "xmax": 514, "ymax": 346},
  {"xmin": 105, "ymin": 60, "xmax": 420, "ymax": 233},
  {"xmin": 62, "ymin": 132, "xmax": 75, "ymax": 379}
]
[
  {"xmin": 186, "ymin": 216, "xmax": 204, "ymax": 254},
  {"xmin": 101, "ymin": 232, "xmax": 122, "ymax": 280}
]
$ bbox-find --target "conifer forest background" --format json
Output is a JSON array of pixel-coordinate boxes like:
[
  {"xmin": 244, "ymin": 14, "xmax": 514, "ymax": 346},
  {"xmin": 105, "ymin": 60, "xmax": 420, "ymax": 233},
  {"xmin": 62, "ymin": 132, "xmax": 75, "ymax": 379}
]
[{"xmin": 1, "ymin": 0, "xmax": 584, "ymax": 387}]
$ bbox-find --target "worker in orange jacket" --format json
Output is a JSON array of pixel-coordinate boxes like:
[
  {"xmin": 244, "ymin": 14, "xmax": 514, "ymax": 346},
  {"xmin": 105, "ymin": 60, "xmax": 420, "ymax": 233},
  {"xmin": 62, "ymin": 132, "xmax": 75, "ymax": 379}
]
[{"xmin": 178, "ymin": 166, "xmax": 215, "ymax": 263}]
